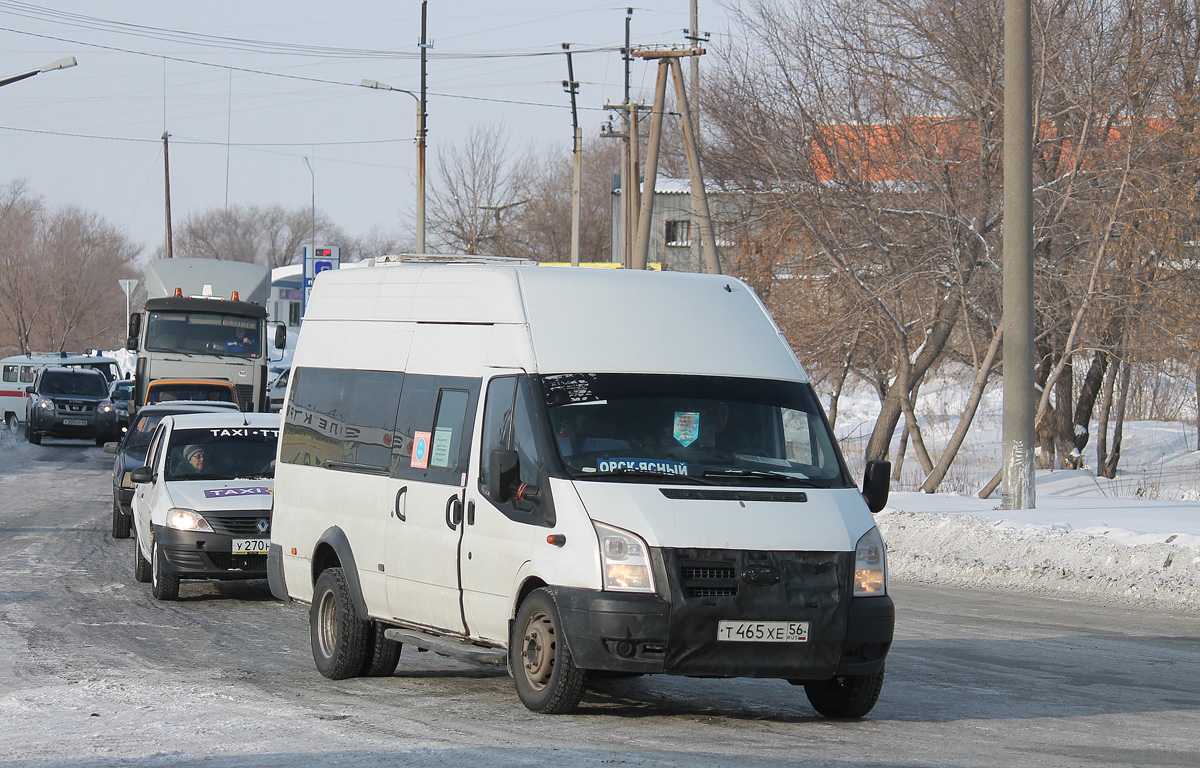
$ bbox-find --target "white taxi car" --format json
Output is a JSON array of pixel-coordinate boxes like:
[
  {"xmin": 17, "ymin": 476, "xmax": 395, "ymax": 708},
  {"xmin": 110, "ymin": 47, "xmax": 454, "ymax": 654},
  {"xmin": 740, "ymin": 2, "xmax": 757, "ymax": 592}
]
[{"xmin": 130, "ymin": 411, "xmax": 280, "ymax": 600}]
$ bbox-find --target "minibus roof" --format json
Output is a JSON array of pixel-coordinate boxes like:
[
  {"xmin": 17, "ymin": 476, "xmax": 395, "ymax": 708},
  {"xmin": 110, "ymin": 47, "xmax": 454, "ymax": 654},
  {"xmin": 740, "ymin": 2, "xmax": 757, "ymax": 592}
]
[{"xmin": 305, "ymin": 263, "xmax": 809, "ymax": 382}]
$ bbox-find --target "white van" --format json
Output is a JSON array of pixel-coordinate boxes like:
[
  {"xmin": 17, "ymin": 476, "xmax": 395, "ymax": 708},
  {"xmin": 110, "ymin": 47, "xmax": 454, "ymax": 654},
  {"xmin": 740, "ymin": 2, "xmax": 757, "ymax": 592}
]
[
  {"xmin": 268, "ymin": 256, "xmax": 893, "ymax": 716},
  {"xmin": 2, "ymin": 353, "xmax": 122, "ymax": 432}
]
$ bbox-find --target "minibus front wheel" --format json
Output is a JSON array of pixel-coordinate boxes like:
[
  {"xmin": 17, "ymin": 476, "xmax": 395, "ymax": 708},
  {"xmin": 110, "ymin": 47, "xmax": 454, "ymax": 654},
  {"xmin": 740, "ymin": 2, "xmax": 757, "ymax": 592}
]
[
  {"xmin": 794, "ymin": 668, "xmax": 885, "ymax": 718},
  {"xmin": 511, "ymin": 589, "xmax": 587, "ymax": 714}
]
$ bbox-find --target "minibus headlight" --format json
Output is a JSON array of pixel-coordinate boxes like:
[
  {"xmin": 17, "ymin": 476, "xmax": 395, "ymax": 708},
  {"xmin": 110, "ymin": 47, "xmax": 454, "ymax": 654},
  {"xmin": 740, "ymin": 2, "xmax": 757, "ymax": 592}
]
[
  {"xmin": 167, "ymin": 508, "xmax": 214, "ymax": 533},
  {"xmin": 594, "ymin": 521, "xmax": 655, "ymax": 593},
  {"xmin": 854, "ymin": 526, "xmax": 887, "ymax": 597}
]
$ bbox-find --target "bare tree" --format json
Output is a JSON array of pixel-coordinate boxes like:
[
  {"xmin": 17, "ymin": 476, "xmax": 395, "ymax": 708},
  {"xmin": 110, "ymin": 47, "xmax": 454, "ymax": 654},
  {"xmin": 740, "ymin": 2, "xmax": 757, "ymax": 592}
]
[
  {"xmin": 0, "ymin": 180, "xmax": 44, "ymax": 355},
  {"xmin": 165, "ymin": 204, "xmax": 341, "ymax": 268},
  {"xmin": 426, "ymin": 123, "xmax": 534, "ymax": 255},
  {"xmin": 0, "ymin": 181, "xmax": 141, "ymax": 355}
]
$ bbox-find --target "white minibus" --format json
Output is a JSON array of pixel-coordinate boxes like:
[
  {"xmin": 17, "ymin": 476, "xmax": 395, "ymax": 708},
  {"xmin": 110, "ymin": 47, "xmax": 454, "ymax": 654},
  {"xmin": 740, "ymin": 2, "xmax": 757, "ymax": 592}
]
[{"xmin": 268, "ymin": 257, "xmax": 892, "ymax": 716}]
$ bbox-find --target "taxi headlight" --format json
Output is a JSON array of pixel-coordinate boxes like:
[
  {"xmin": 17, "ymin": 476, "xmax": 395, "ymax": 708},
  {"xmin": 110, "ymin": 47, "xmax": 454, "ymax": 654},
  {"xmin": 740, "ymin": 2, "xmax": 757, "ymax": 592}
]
[
  {"xmin": 167, "ymin": 508, "xmax": 214, "ymax": 533},
  {"xmin": 854, "ymin": 526, "xmax": 887, "ymax": 597},
  {"xmin": 594, "ymin": 521, "xmax": 655, "ymax": 593}
]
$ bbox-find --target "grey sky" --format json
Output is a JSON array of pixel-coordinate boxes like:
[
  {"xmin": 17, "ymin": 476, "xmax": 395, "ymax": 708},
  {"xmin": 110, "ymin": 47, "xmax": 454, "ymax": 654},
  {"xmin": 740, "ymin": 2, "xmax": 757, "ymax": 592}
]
[{"xmin": 0, "ymin": 1, "xmax": 733, "ymax": 256}]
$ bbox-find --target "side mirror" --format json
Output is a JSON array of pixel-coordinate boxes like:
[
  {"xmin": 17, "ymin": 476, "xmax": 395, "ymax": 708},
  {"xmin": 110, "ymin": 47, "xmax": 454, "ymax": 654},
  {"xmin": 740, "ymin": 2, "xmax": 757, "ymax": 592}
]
[
  {"xmin": 127, "ymin": 313, "xmax": 141, "ymax": 351},
  {"xmin": 274, "ymin": 323, "xmax": 287, "ymax": 350},
  {"xmin": 130, "ymin": 466, "xmax": 154, "ymax": 484},
  {"xmin": 103, "ymin": 442, "xmax": 119, "ymax": 454},
  {"xmin": 862, "ymin": 460, "xmax": 890, "ymax": 514},
  {"xmin": 25, "ymin": 386, "xmax": 34, "ymax": 394},
  {"xmin": 487, "ymin": 449, "xmax": 520, "ymax": 503}
]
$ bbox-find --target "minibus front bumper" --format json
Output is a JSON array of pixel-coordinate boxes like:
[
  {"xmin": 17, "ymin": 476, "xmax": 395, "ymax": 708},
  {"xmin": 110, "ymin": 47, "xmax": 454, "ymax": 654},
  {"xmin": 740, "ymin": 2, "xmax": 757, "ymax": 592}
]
[{"xmin": 549, "ymin": 548, "xmax": 893, "ymax": 680}]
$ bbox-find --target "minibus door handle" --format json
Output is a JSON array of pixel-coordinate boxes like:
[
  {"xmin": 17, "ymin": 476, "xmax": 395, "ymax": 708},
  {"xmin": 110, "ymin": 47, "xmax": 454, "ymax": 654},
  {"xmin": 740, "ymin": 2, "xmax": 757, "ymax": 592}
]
[
  {"xmin": 394, "ymin": 486, "xmax": 407, "ymax": 521},
  {"xmin": 445, "ymin": 495, "xmax": 462, "ymax": 530},
  {"xmin": 466, "ymin": 500, "xmax": 475, "ymax": 526}
]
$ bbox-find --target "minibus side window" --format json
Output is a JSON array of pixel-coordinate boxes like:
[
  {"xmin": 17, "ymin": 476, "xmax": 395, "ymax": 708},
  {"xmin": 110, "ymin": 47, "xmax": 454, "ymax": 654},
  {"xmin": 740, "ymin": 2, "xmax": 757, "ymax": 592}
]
[
  {"xmin": 390, "ymin": 373, "xmax": 480, "ymax": 485},
  {"xmin": 480, "ymin": 376, "xmax": 551, "ymax": 524},
  {"xmin": 21, "ymin": 366, "xmax": 35, "ymax": 383},
  {"xmin": 280, "ymin": 367, "xmax": 404, "ymax": 471},
  {"xmin": 2, "ymin": 365, "xmax": 15, "ymax": 383}
]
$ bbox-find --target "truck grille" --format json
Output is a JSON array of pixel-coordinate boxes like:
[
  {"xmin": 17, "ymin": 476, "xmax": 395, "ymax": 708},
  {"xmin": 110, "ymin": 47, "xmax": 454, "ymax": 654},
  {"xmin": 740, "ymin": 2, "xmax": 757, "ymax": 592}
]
[{"xmin": 235, "ymin": 384, "xmax": 254, "ymax": 411}]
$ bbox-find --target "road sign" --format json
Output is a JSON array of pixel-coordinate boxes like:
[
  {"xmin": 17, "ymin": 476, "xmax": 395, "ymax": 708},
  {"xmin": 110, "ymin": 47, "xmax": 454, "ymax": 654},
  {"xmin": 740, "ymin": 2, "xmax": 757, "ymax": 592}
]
[{"xmin": 302, "ymin": 246, "xmax": 340, "ymax": 317}]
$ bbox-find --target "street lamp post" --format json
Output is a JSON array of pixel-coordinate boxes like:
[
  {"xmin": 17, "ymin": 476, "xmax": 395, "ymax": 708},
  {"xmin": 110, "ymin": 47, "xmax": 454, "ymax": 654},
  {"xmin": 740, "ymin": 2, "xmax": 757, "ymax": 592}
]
[
  {"xmin": 302, "ymin": 156, "xmax": 315, "ymax": 314},
  {"xmin": 361, "ymin": 78, "xmax": 425, "ymax": 254},
  {"xmin": 0, "ymin": 57, "xmax": 77, "ymax": 89}
]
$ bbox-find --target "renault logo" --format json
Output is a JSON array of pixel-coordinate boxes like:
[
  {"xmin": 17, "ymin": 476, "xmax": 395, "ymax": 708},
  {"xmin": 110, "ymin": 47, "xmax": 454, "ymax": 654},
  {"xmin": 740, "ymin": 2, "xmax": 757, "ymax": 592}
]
[
  {"xmin": 741, "ymin": 565, "xmax": 781, "ymax": 586},
  {"xmin": 256, "ymin": 518, "xmax": 270, "ymax": 534}
]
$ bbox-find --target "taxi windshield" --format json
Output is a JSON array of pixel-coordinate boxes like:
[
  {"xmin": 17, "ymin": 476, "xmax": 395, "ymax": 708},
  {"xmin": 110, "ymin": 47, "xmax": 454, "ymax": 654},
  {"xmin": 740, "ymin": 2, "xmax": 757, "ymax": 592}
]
[
  {"xmin": 540, "ymin": 373, "xmax": 849, "ymax": 488},
  {"xmin": 165, "ymin": 426, "xmax": 280, "ymax": 481}
]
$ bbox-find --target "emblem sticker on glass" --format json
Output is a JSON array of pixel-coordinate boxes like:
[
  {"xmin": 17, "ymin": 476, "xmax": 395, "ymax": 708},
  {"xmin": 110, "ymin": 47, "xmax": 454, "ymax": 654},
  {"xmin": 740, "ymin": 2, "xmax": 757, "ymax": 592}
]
[
  {"xmin": 673, "ymin": 411, "xmax": 700, "ymax": 446},
  {"xmin": 411, "ymin": 430, "xmax": 431, "ymax": 469}
]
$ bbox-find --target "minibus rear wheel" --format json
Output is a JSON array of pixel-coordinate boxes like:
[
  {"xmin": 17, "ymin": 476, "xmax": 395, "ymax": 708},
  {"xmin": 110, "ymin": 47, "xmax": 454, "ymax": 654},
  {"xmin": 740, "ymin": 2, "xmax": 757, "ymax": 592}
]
[
  {"xmin": 310, "ymin": 567, "xmax": 368, "ymax": 680},
  {"xmin": 799, "ymin": 668, "xmax": 885, "ymax": 718},
  {"xmin": 511, "ymin": 589, "xmax": 586, "ymax": 714}
]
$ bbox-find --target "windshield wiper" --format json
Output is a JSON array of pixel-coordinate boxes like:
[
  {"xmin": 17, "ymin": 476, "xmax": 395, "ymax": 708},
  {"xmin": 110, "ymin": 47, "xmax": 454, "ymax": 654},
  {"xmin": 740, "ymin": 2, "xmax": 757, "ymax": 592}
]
[
  {"xmin": 702, "ymin": 469, "xmax": 827, "ymax": 487},
  {"xmin": 579, "ymin": 469, "xmax": 717, "ymax": 485}
]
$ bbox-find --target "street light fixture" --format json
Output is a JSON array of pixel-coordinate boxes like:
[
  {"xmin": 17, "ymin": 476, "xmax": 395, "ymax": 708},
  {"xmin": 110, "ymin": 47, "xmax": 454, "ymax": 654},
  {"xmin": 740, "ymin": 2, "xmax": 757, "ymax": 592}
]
[
  {"xmin": 361, "ymin": 78, "xmax": 426, "ymax": 254},
  {"xmin": 0, "ymin": 57, "xmax": 77, "ymax": 89}
]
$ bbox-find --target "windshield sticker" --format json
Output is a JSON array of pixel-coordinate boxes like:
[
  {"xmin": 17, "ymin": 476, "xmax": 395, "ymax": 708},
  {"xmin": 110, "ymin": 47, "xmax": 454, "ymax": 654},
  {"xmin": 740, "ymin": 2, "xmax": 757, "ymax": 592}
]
[
  {"xmin": 431, "ymin": 426, "xmax": 454, "ymax": 467},
  {"xmin": 598, "ymin": 458, "xmax": 689, "ymax": 475},
  {"xmin": 203, "ymin": 486, "xmax": 272, "ymax": 498},
  {"xmin": 673, "ymin": 412, "xmax": 700, "ymax": 447},
  {"xmin": 411, "ymin": 430, "xmax": 431, "ymax": 469}
]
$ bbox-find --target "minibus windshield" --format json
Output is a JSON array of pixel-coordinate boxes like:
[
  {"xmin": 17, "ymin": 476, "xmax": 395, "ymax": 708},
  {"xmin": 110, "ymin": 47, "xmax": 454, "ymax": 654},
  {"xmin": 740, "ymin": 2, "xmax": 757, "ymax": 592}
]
[{"xmin": 541, "ymin": 373, "xmax": 850, "ymax": 488}]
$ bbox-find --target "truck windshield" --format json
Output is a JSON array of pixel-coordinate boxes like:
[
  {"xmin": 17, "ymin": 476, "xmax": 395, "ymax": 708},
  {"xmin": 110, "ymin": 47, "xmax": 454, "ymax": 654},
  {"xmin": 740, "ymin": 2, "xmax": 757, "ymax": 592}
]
[
  {"xmin": 541, "ymin": 373, "xmax": 849, "ymax": 488},
  {"xmin": 145, "ymin": 311, "xmax": 261, "ymax": 359}
]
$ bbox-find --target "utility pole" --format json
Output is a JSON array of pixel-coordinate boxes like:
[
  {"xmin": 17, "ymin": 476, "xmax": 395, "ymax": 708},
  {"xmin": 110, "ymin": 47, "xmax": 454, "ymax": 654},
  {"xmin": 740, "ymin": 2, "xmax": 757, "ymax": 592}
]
[
  {"xmin": 632, "ymin": 48, "xmax": 719, "ymax": 274},
  {"xmin": 1002, "ymin": 0, "xmax": 1036, "ymax": 509},
  {"xmin": 162, "ymin": 131, "xmax": 174, "ymax": 259},
  {"xmin": 632, "ymin": 59, "xmax": 670, "ymax": 271},
  {"xmin": 417, "ymin": 0, "xmax": 429, "ymax": 254},
  {"xmin": 563, "ymin": 44, "xmax": 582, "ymax": 267}
]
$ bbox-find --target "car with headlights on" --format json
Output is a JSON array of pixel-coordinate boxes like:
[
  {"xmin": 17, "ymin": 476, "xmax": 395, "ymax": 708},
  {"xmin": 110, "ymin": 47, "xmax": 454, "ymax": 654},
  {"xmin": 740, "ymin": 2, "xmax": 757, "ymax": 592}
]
[
  {"xmin": 105, "ymin": 400, "xmax": 241, "ymax": 539},
  {"xmin": 24, "ymin": 366, "xmax": 112, "ymax": 445},
  {"xmin": 97, "ymin": 378, "xmax": 135, "ymax": 440},
  {"xmin": 129, "ymin": 411, "xmax": 280, "ymax": 600}
]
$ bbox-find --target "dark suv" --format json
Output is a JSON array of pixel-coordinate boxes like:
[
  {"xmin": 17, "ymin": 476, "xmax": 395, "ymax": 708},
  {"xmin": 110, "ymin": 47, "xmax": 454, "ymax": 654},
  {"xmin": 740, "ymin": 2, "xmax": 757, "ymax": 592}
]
[{"xmin": 25, "ymin": 366, "xmax": 113, "ymax": 445}]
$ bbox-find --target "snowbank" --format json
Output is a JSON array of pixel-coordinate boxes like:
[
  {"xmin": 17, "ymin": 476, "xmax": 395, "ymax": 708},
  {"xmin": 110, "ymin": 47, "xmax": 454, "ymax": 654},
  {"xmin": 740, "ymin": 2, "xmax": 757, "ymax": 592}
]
[{"xmin": 879, "ymin": 496, "xmax": 1200, "ymax": 613}]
